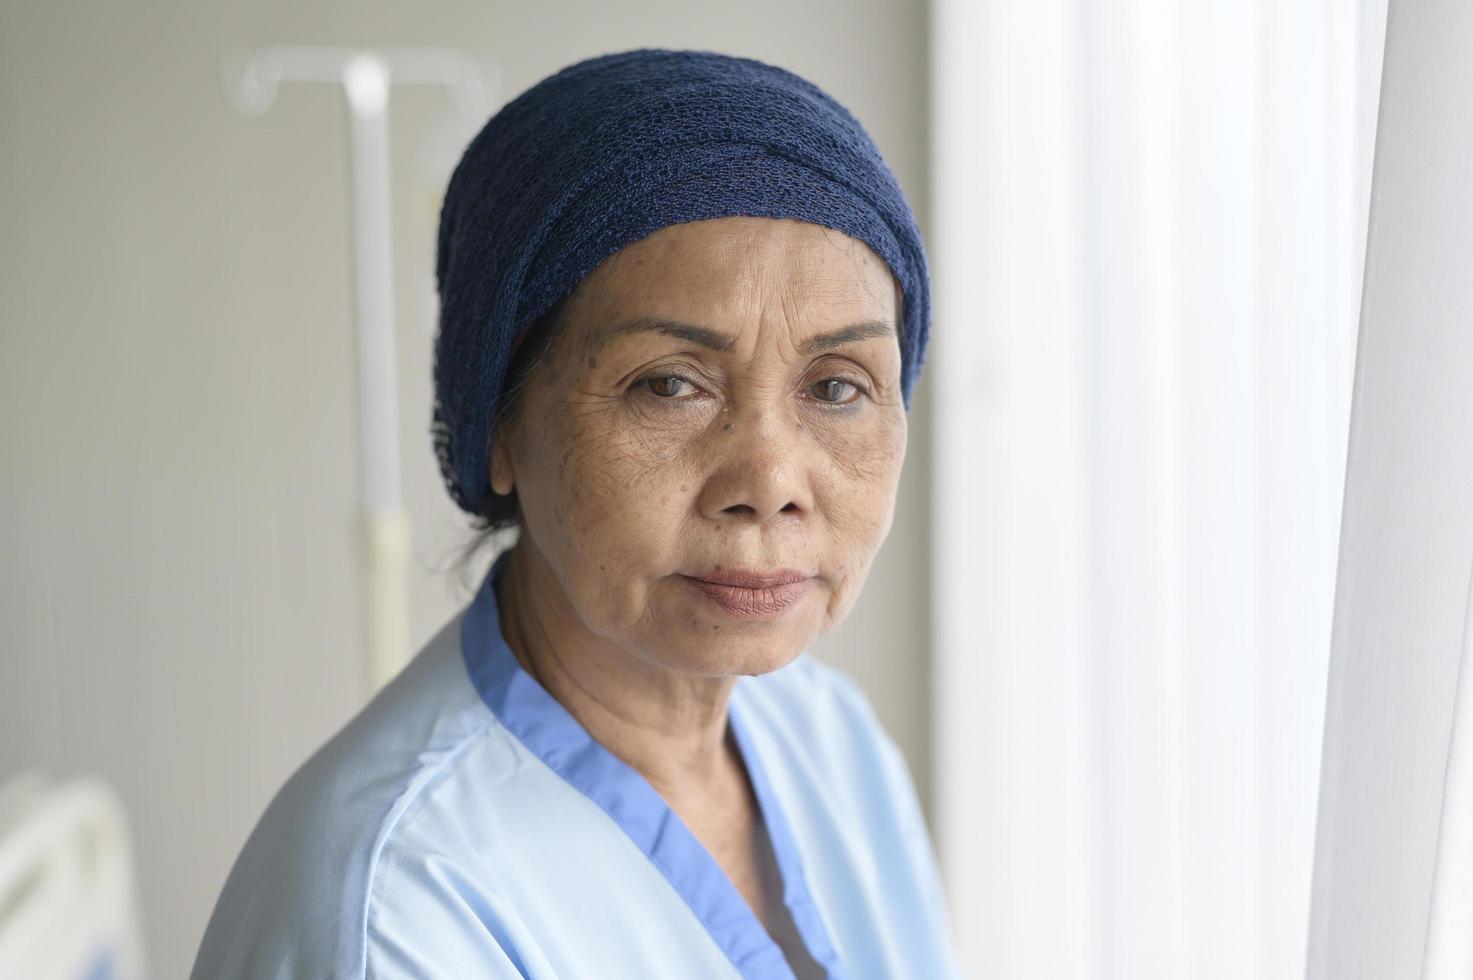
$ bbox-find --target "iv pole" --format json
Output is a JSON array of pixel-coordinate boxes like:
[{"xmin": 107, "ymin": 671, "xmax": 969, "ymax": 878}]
[{"xmin": 220, "ymin": 46, "xmax": 493, "ymax": 694}]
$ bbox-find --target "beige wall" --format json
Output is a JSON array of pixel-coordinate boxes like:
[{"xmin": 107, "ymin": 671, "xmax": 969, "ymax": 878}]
[{"xmin": 0, "ymin": 2, "xmax": 932, "ymax": 975}]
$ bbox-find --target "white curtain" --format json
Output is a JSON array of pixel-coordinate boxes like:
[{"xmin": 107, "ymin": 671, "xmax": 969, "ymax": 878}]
[{"xmin": 928, "ymin": 2, "xmax": 1386, "ymax": 977}]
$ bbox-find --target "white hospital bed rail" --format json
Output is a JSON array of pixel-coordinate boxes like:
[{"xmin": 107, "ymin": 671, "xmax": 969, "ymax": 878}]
[{"xmin": 0, "ymin": 772, "xmax": 146, "ymax": 980}]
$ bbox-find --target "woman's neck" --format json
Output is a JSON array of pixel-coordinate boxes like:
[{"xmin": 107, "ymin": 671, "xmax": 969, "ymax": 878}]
[{"xmin": 495, "ymin": 540, "xmax": 742, "ymax": 798}]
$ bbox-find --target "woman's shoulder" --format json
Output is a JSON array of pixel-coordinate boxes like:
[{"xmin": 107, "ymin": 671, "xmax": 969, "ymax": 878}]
[
  {"xmin": 737, "ymin": 653, "xmax": 967, "ymax": 977},
  {"xmin": 189, "ymin": 609, "xmax": 518, "ymax": 979}
]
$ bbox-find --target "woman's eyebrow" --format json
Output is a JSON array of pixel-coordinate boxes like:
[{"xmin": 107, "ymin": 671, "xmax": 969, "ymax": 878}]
[{"xmin": 602, "ymin": 316, "xmax": 895, "ymax": 354}]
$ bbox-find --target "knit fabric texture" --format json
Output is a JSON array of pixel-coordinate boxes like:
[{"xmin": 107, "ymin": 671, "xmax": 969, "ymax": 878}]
[{"xmin": 432, "ymin": 47, "xmax": 931, "ymax": 517}]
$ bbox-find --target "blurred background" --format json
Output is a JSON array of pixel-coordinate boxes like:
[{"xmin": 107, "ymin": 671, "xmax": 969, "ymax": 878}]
[{"xmin": 6, "ymin": 0, "xmax": 1457, "ymax": 978}]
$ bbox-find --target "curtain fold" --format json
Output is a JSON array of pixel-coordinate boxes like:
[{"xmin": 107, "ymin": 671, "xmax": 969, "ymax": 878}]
[{"xmin": 1305, "ymin": 1, "xmax": 1473, "ymax": 975}]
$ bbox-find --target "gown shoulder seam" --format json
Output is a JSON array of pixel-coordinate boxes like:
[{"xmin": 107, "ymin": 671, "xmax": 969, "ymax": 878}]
[{"xmin": 352, "ymin": 710, "xmax": 503, "ymax": 977}]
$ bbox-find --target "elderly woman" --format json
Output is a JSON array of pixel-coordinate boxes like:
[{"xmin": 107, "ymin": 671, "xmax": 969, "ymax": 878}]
[{"xmin": 193, "ymin": 48, "xmax": 963, "ymax": 979}]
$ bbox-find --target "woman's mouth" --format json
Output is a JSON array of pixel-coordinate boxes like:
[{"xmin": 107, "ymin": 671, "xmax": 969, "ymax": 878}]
[{"xmin": 680, "ymin": 570, "xmax": 812, "ymax": 618}]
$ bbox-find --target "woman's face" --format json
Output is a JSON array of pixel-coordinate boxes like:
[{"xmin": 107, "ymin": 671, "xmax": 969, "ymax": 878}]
[{"xmin": 492, "ymin": 215, "xmax": 908, "ymax": 677}]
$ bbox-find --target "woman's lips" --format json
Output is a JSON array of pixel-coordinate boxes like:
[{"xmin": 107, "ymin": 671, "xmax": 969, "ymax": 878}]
[{"xmin": 681, "ymin": 573, "xmax": 812, "ymax": 618}]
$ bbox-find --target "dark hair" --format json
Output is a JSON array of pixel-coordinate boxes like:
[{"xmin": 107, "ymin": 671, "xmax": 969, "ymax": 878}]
[{"xmin": 452, "ymin": 293, "xmax": 575, "ymax": 579}]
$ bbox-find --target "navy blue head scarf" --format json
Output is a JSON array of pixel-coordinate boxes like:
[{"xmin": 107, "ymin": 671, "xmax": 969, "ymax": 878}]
[{"xmin": 432, "ymin": 47, "xmax": 931, "ymax": 517}]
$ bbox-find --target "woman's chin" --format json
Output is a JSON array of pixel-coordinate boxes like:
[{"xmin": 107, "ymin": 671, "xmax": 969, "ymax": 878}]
[{"xmin": 645, "ymin": 620, "xmax": 813, "ymax": 678}]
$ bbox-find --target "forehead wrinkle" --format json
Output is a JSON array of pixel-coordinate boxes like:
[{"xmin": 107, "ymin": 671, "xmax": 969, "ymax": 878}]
[
  {"xmin": 596, "ymin": 313, "xmax": 895, "ymax": 362},
  {"xmin": 568, "ymin": 226, "xmax": 899, "ymax": 364}
]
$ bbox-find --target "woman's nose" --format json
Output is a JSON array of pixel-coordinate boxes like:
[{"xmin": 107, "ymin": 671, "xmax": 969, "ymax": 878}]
[{"xmin": 696, "ymin": 404, "xmax": 813, "ymax": 524}]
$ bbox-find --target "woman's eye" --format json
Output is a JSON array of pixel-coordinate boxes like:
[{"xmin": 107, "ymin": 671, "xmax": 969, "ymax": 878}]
[
  {"xmin": 809, "ymin": 378, "xmax": 865, "ymax": 404},
  {"xmin": 635, "ymin": 373, "xmax": 865, "ymax": 405},
  {"xmin": 642, "ymin": 375, "xmax": 696, "ymax": 398}
]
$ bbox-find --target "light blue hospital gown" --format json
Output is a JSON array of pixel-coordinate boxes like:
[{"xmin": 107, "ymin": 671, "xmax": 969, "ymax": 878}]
[{"xmin": 191, "ymin": 549, "xmax": 966, "ymax": 979}]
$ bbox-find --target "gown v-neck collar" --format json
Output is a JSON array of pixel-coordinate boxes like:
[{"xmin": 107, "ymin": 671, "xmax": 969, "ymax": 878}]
[{"xmin": 459, "ymin": 549, "xmax": 849, "ymax": 980}]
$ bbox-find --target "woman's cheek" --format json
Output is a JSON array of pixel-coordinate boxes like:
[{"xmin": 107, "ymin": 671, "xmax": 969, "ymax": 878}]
[
  {"xmin": 813, "ymin": 413, "xmax": 906, "ymax": 551},
  {"xmin": 557, "ymin": 414, "xmax": 701, "ymax": 535},
  {"xmin": 810, "ymin": 409, "xmax": 906, "ymax": 491}
]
